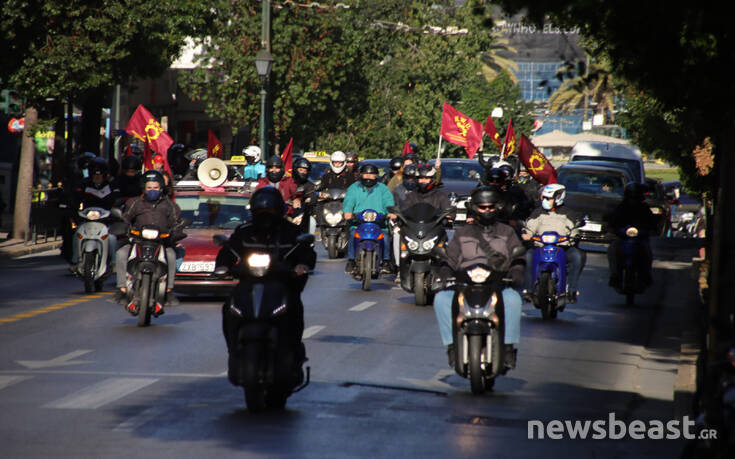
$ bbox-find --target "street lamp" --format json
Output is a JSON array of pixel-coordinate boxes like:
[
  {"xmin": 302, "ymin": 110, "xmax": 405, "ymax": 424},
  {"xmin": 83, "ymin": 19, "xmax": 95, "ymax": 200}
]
[{"xmin": 254, "ymin": 48, "xmax": 274, "ymax": 161}]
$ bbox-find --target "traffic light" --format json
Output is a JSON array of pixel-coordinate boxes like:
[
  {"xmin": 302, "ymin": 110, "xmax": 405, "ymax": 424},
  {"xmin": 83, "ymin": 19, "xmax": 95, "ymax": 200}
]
[{"xmin": 0, "ymin": 89, "xmax": 24, "ymax": 115}]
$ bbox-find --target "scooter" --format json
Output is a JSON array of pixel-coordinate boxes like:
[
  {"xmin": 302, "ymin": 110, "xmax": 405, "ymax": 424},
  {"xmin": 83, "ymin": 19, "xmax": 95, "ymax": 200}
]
[
  {"xmin": 213, "ymin": 233, "xmax": 313, "ymax": 412},
  {"xmin": 316, "ymin": 188, "xmax": 349, "ymax": 258},
  {"xmin": 350, "ymin": 209, "xmax": 386, "ymax": 291},
  {"xmin": 615, "ymin": 226, "xmax": 652, "ymax": 305},
  {"xmin": 390, "ymin": 203, "xmax": 451, "ymax": 306},
  {"xmin": 529, "ymin": 231, "xmax": 570, "ymax": 320},
  {"xmin": 74, "ymin": 207, "xmax": 112, "ymax": 293}
]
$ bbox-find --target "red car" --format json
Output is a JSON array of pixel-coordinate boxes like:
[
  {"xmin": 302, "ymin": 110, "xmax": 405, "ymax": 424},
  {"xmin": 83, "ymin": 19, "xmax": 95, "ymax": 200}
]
[{"xmin": 173, "ymin": 181, "xmax": 252, "ymax": 294}]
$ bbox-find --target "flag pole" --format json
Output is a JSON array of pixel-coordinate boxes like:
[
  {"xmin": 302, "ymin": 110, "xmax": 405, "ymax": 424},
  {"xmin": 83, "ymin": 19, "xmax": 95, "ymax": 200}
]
[{"xmin": 437, "ymin": 133, "xmax": 443, "ymax": 159}]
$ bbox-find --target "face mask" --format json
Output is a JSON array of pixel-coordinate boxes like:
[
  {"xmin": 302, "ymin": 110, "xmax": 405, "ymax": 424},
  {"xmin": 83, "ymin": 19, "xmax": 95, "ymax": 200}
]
[
  {"xmin": 266, "ymin": 169, "xmax": 284, "ymax": 183},
  {"xmin": 361, "ymin": 178, "xmax": 376, "ymax": 188},
  {"xmin": 253, "ymin": 212, "xmax": 279, "ymax": 232},
  {"xmin": 403, "ymin": 179, "xmax": 418, "ymax": 191},
  {"xmin": 294, "ymin": 172, "xmax": 309, "ymax": 184},
  {"xmin": 542, "ymin": 200, "xmax": 553, "ymax": 210},
  {"xmin": 145, "ymin": 189, "xmax": 162, "ymax": 201},
  {"xmin": 477, "ymin": 212, "xmax": 497, "ymax": 226}
]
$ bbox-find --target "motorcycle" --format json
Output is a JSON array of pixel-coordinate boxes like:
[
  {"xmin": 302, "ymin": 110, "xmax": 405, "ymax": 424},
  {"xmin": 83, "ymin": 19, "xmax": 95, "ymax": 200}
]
[
  {"xmin": 614, "ymin": 226, "xmax": 652, "ymax": 305},
  {"xmin": 213, "ymin": 233, "xmax": 313, "ymax": 412},
  {"xmin": 390, "ymin": 203, "xmax": 451, "ymax": 306},
  {"xmin": 444, "ymin": 254, "xmax": 523, "ymax": 395},
  {"xmin": 74, "ymin": 207, "xmax": 113, "ymax": 293},
  {"xmin": 350, "ymin": 209, "xmax": 387, "ymax": 291},
  {"xmin": 316, "ymin": 188, "xmax": 349, "ymax": 258},
  {"xmin": 529, "ymin": 231, "xmax": 572, "ymax": 320}
]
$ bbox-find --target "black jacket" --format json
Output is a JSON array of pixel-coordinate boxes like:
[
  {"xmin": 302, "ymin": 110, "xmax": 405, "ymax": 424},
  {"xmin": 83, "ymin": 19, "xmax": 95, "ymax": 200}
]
[
  {"xmin": 74, "ymin": 179, "xmax": 121, "ymax": 210},
  {"xmin": 318, "ymin": 169, "xmax": 358, "ymax": 191},
  {"xmin": 607, "ymin": 199, "xmax": 657, "ymax": 238},
  {"xmin": 400, "ymin": 186, "xmax": 454, "ymax": 216}
]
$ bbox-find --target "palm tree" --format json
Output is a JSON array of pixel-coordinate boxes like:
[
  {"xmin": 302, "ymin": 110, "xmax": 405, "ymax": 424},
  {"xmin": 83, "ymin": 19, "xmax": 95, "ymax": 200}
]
[
  {"xmin": 547, "ymin": 57, "xmax": 620, "ymax": 123},
  {"xmin": 480, "ymin": 35, "xmax": 519, "ymax": 83}
]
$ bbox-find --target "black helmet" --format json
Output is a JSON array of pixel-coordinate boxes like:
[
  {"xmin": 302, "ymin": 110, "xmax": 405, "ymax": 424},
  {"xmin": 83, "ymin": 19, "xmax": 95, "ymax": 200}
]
[
  {"xmin": 249, "ymin": 186, "xmax": 286, "ymax": 232},
  {"xmin": 265, "ymin": 156, "xmax": 285, "ymax": 183},
  {"xmin": 121, "ymin": 155, "xmax": 142, "ymax": 172},
  {"xmin": 293, "ymin": 157, "xmax": 312, "ymax": 184},
  {"xmin": 142, "ymin": 169, "xmax": 165, "ymax": 187},
  {"xmin": 484, "ymin": 167, "xmax": 506, "ymax": 187},
  {"xmin": 359, "ymin": 163, "xmax": 379, "ymax": 188},
  {"xmin": 345, "ymin": 152, "xmax": 359, "ymax": 164},
  {"xmin": 389, "ymin": 156, "xmax": 403, "ymax": 171},
  {"xmin": 624, "ymin": 182, "xmax": 645, "ymax": 202},
  {"xmin": 469, "ymin": 186, "xmax": 502, "ymax": 226},
  {"xmin": 89, "ymin": 157, "xmax": 108, "ymax": 176},
  {"xmin": 403, "ymin": 164, "xmax": 419, "ymax": 179},
  {"xmin": 416, "ymin": 163, "xmax": 437, "ymax": 193}
]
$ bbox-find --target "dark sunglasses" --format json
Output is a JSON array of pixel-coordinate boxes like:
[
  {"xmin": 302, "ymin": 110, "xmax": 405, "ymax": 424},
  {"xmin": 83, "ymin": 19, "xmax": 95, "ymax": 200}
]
[{"xmin": 476, "ymin": 204, "xmax": 495, "ymax": 210}]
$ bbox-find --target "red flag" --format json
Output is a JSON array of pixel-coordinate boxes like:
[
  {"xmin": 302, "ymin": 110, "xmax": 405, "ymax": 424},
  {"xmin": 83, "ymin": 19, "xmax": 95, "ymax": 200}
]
[
  {"xmin": 143, "ymin": 142, "xmax": 154, "ymax": 171},
  {"xmin": 125, "ymin": 104, "xmax": 174, "ymax": 176},
  {"xmin": 439, "ymin": 102, "xmax": 483, "ymax": 158},
  {"xmin": 517, "ymin": 134, "xmax": 558, "ymax": 185},
  {"xmin": 281, "ymin": 138, "xmax": 294, "ymax": 176},
  {"xmin": 402, "ymin": 141, "xmax": 413, "ymax": 156},
  {"xmin": 484, "ymin": 117, "xmax": 503, "ymax": 151},
  {"xmin": 501, "ymin": 119, "xmax": 517, "ymax": 158},
  {"xmin": 207, "ymin": 129, "xmax": 223, "ymax": 158},
  {"xmin": 124, "ymin": 145, "xmax": 133, "ymax": 157}
]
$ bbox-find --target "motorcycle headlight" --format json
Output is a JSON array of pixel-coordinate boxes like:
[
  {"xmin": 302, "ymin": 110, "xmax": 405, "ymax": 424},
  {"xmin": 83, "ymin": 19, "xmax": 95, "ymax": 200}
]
[
  {"xmin": 141, "ymin": 228, "xmax": 159, "ymax": 239},
  {"xmin": 422, "ymin": 236, "xmax": 438, "ymax": 251},
  {"xmin": 405, "ymin": 236, "xmax": 420, "ymax": 251},
  {"xmin": 86, "ymin": 210, "xmax": 101, "ymax": 221},
  {"xmin": 541, "ymin": 234, "xmax": 558, "ymax": 244},
  {"xmin": 362, "ymin": 211, "xmax": 378, "ymax": 222},
  {"xmin": 625, "ymin": 227, "xmax": 639, "ymax": 238},
  {"xmin": 325, "ymin": 211, "xmax": 343, "ymax": 225},
  {"xmin": 467, "ymin": 266, "xmax": 491, "ymax": 283},
  {"xmin": 247, "ymin": 252, "xmax": 271, "ymax": 277},
  {"xmin": 459, "ymin": 292, "xmax": 497, "ymax": 318},
  {"xmin": 650, "ymin": 207, "xmax": 662, "ymax": 215}
]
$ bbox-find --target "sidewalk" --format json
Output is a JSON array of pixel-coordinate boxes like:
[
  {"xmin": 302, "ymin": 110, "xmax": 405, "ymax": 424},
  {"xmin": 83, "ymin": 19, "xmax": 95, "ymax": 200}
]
[{"xmin": 0, "ymin": 232, "xmax": 62, "ymax": 259}]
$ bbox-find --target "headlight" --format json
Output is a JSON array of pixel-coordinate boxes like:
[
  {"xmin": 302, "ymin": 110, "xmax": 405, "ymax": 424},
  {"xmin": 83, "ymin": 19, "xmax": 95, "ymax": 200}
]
[
  {"xmin": 467, "ymin": 266, "xmax": 491, "ymax": 283},
  {"xmin": 541, "ymin": 234, "xmax": 558, "ymax": 244},
  {"xmin": 247, "ymin": 252, "xmax": 271, "ymax": 277},
  {"xmin": 625, "ymin": 227, "xmax": 639, "ymax": 237},
  {"xmin": 141, "ymin": 228, "xmax": 159, "ymax": 239},
  {"xmin": 362, "ymin": 211, "xmax": 378, "ymax": 222},
  {"xmin": 459, "ymin": 292, "xmax": 497, "ymax": 318},
  {"xmin": 325, "ymin": 211, "xmax": 343, "ymax": 225},
  {"xmin": 405, "ymin": 236, "xmax": 420, "ymax": 251},
  {"xmin": 680, "ymin": 212, "xmax": 694, "ymax": 222},
  {"xmin": 650, "ymin": 207, "xmax": 662, "ymax": 215},
  {"xmin": 86, "ymin": 210, "xmax": 101, "ymax": 221},
  {"xmin": 422, "ymin": 236, "xmax": 438, "ymax": 251}
]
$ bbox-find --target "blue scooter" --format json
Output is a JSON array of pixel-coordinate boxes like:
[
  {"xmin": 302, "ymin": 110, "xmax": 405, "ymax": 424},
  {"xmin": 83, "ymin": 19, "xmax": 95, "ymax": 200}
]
[
  {"xmin": 530, "ymin": 231, "xmax": 569, "ymax": 320},
  {"xmin": 351, "ymin": 209, "xmax": 386, "ymax": 291}
]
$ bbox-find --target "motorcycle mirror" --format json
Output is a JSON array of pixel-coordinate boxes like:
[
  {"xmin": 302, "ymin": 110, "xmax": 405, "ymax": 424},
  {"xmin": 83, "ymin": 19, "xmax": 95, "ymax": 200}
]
[
  {"xmin": 110, "ymin": 207, "xmax": 123, "ymax": 220},
  {"xmin": 296, "ymin": 233, "xmax": 315, "ymax": 246},
  {"xmin": 213, "ymin": 234, "xmax": 228, "ymax": 246},
  {"xmin": 511, "ymin": 246, "xmax": 526, "ymax": 259},
  {"xmin": 214, "ymin": 265, "xmax": 229, "ymax": 276}
]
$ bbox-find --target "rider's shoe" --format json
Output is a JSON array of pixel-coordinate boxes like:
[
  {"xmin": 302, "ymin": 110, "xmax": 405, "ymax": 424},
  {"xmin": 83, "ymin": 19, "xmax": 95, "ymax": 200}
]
[
  {"xmin": 521, "ymin": 289, "xmax": 534, "ymax": 303},
  {"xmin": 344, "ymin": 259, "xmax": 356, "ymax": 274},
  {"xmin": 447, "ymin": 343, "xmax": 456, "ymax": 368},
  {"xmin": 504, "ymin": 345, "xmax": 517, "ymax": 369},
  {"xmin": 608, "ymin": 275, "xmax": 621, "ymax": 289},
  {"xmin": 166, "ymin": 292, "xmax": 180, "ymax": 306},
  {"xmin": 567, "ymin": 290, "xmax": 579, "ymax": 304},
  {"xmin": 112, "ymin": 290, "xmax": 127, "ymax": 303},
  {"xmin": 380, "ymin": 260, "xmax": 392, "ymax": 274}
]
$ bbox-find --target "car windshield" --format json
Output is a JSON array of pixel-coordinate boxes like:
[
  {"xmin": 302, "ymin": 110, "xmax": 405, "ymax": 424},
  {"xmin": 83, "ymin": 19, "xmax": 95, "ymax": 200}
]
[
  {"xmin": 310, "ymin": 162, "xmax": 331, "ymax": 182},
  {"xmin": 437, "ymin": 162, "xmax": 484, "ymax": 181},
  {"xmin": 571, "ymin": 155, "xmax": 642, "ymax": 182},
  {"xmin": 558, "ymin": 170, "xmax": 626, "ymax": 197},
  {"xmin": 178, "ymin": 194, "xmax": 251, "ymax": 229}
]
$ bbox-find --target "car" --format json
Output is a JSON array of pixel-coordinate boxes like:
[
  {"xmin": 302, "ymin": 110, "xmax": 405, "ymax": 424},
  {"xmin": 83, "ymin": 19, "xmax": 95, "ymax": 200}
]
[
  {"xmin": 173, "ymin": 179, "xmax": 252, "ymax": 294},
  {"xmin": 428, "ymin": 158, "xmax": 484, "ymax": 222},
  {"xmin": 570, "ymin": 141, "xmax": 645, "ymax": 183},
  {"xmin": 555, "ymin": 162, "xmax": 634, "ymax": 242},
  {"xmin": 643, "ymin": 177, "xmax": 672, "ymax": 236}
]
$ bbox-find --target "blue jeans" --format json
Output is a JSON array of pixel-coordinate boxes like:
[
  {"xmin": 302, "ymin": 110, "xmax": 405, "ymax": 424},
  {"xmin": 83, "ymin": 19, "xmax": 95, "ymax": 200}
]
[
  {"xmin": 347, "ymin": 227, "xmax": 391, "ymax": 261},
  {"xmin": 433, "ymin": 288, "xmax": 522, "ymax": 346},
  {"xmin": 524, "ymin": 246, "xmax": 585, "ymax": 292}
]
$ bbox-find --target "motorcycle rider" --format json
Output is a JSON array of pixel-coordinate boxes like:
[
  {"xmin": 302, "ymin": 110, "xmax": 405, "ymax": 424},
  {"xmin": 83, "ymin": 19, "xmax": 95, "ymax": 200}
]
[
  {"xmin": 607, "ymin": 182, "xmax": 657, "ymax": 288},
  {"xmin": 432, "ymin": 186, "xmax": 524, "ymax": 367},
  {"xmin": 522, "ymin": 184, "xmax": 585, "ymax": 303},
  {"xmin": 387, "ymin": 154, "xmax": 419, "ymax": 192},
  {"xmin": 382, "ymin": 156, "xmax": 404, "ymax": 185},
  {"xmin": 318, "ymin": 151, "xmax": 358, "ymax": 191},
  {"xmin": 216, "ymin": 186, "xmax": 316, "ymax": 365},
  {"xmin": 343, "ymin": 163, "xmax": 396, "ymax": 274},
  {"xmin": 151, "ymin": 154, "xmax": 174, "ymax": 197},
  {"xmin": 116, "ymin": 155, "xmax": 143, "ymax": 201},
  {"xmin": 391, "ymin": 163, "xmax": 419, "ymax": 208},
  {"xmin": 400, "ymin": 163, "xmax": 453, "ymax": 215},
  {"xmin": 114, "ymin": 170, "xmax": 184, "ymax": 313},
  {"xmin": 256, "ymin": 156, "xmax": 298, "ymax": 213},
  {"xmin": 242, "ymin": 145, "xmax": 266, "ymax": 180},
  {"xmin": 345, "ymin": 152, "xmax": 360, "ymax": 178},
  {"xmin": 290, "ymin": 157, "xmax": 317, "ymax": 233}
]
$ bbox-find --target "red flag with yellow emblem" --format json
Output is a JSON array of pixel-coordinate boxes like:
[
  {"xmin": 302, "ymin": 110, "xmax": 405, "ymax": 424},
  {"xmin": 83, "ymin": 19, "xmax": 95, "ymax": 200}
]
[
  {"xmin": 517, "ymin": 134, "xmax": 557, "ymax": 185},
  {"xmin": 484, "ymin": 116, "xmax": 503, "ymax": 151},
  {"xmin": 439, "ymin": 102, "xmax": 483, "ymax": 158},
  {"xmin": 125, "ymin": 105, "xmax": 174, "ymax": 155},
  {"xmin": 281, "ymin": 138, "xmax": 294, "ymax": 176},
  {"xmin": 207, "ymin": 129, "xmax": 223, "ymax": 158},
  {"xmin": 501, "ymin": 118, "xmax": 517, "ymax": 158}
]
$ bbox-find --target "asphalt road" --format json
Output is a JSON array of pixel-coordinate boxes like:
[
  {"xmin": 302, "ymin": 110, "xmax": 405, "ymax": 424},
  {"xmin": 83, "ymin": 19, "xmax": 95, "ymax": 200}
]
[{"xmin": 0, "ymin": 238, "xmax": 699, "ymax": 458}]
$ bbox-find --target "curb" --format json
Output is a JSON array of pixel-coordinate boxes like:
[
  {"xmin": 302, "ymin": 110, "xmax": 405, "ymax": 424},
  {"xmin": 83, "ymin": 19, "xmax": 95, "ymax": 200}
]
[{"xmin": 0, "ymin": 240, "xmax": 62, "ymax": 259}]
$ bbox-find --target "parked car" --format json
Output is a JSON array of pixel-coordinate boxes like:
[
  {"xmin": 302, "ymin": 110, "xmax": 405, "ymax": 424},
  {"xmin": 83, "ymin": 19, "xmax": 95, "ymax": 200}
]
[
  {"xmin": 555, "ymin": 162, "xmax": 634, "ymax": 242},
  {"xmin": 428, "ymin": 158, "xmax": 483, "ymax": 222}
]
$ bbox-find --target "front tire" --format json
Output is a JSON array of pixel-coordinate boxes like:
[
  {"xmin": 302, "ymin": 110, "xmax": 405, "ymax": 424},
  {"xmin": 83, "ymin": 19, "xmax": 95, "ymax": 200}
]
[
  {"xmin": 244, "ymin": 386, "xmax": 266, "ymax": 412},
  {"xmin": 327, "ymin": 235, "xmax": 338, "ymax": 259},
  {"xmin": 539, "ymin": 272, "xmax": 557, "ymax": 320},
  {"xmin": 265, "ymin": 389, "xmax": 288, "ymax": 409},
  {"xmin": 361, "ymin": 254, "xmax": 373, "ymax": 291},
  {"xmin": 82, "ymin": 252, "xmax": 95, "ymax": 293},
  {"xmin": 413, "ymin": 272, "xmax": 427, "ymax": 306},
  {"xmin": 469, "ymin": 335, "xmax": 485, "ymax": 395},
  {"xmin": 137, "ymin": 274, "xmax": 152, "ymax": 327}
]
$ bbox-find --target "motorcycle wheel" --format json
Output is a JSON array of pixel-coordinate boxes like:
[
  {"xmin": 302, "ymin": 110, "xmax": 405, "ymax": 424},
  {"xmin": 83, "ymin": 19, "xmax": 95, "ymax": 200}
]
[
  {"xmin": 265, "ymin": 389, "xmax": 289, "ymax": 409},
  {"xmin": 327, "ymin": 235, "xmax": 338, "ymax": 259},
  {"xmin": 413, "ymin": 272, "xmax": 427, "ymax": 306},
  {"xmin": 622, "ymin": 267, "xmax": 635, "ymax": 306},
  {"xmin": 361, "ymin": 255, "xmax": 372, "ymax": 291},
  {"xmin": 82, "ymin": 252, "xmax": 95, "ymax": 293},
  {"xmin": 94, "ymin": 279, "xmax": 104, "ymax": 291},
  {"xmin": 539, "ymin": 272, "xmax": 557, "ymax": 320},
  {"xmin": 137, "ymin": 274, "xmax": 152, "ymax": 327},
  {"xmin": 469, "ymin": 335, "xmax": 485, "ymax": 395},
  {"xmin": 244, "ymin": 385, "xmax": 267, "ymax": 412}
]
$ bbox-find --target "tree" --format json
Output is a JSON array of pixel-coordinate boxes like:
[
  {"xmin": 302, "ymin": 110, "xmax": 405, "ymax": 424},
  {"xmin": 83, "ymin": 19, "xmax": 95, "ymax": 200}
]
[{"xmin": 547, "ymin": 57, "xmax": 621, "ymax": 123}]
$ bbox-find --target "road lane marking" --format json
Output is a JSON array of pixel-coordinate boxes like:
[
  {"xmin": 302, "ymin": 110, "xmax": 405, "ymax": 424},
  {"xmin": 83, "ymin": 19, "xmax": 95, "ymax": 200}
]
[
  {"xmin": 0, "ymin": 293, "xmax": 112, "ymax": 325},
  {"xmin": 349, "ymin": 301, "xmax": 376, "ymax": 312},
  {"xmin": 17, "ymin": 350, "xmax": 93, "ymax": 369},
  {"xmin": 113, "ymin": 406, "xmax": 168, "ymax": 431},
  {"xmin": 303, "ymin": 325, "xmax": 325, "ymax": 339},
  {"xmin": 45, "ymin": 377, "xmax": 158, "ymax": 409},
  {"xmin": 0, "ymin": 375, "xmax": 32, "ymax": 391}
]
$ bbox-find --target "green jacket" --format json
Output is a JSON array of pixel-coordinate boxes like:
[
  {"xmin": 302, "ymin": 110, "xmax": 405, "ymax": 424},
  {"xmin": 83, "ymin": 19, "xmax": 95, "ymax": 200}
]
[{"xmin": 343, "ymin": 181, "xmax": 395, "ymax": 217}]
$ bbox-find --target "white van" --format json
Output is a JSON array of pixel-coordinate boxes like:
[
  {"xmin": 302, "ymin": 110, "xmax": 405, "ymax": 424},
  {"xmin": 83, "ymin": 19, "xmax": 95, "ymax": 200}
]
[{"xmin": 569, "ymin": 141, "xmax": 645, "ymax": 183}]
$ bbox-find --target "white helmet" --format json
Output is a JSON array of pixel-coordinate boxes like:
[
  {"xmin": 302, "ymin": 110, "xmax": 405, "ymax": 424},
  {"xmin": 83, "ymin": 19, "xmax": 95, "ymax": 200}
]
[
  {"xmin": 242, "ymin": 145, "xmax": 261, "ymax": 163},
  {"xmin": 541, "ymin": 183, "xmax": 566, "ymax": 206},
  {"xmin": 330, "ymin": 150, "xmax": 346, "ymax": 174}
]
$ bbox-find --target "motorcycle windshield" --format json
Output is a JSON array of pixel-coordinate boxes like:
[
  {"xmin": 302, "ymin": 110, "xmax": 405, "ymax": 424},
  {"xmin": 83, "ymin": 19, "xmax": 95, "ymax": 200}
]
[{"xmin": 402, "ymin": 202, "xmax": 442, "ymax": 224}]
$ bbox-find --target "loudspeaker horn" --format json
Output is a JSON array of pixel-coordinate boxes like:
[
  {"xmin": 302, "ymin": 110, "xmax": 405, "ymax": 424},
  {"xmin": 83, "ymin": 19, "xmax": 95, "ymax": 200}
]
[{"xmin": 197, "ymin": 157, "xmax": 228, "ymax": 187}]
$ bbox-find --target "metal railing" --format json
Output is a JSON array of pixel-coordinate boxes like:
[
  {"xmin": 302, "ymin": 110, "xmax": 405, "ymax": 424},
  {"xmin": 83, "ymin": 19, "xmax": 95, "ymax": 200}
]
[{"xmin": 27, "ymin": 185, "xmax": 64, "ymax": 245}]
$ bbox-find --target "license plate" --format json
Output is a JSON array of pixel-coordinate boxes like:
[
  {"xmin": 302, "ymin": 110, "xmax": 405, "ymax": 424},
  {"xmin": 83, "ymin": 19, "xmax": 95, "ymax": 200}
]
[
  {"xmin": 580, "ymin": 222, "xmax": 602, "ymax": 232},
  {"xmin": 455, "ymin": 213, "xmax": 467, "ymax": 221},
  {"xmin": 178, "ymin": 261, "xmax": 216, "ymax": 273}
]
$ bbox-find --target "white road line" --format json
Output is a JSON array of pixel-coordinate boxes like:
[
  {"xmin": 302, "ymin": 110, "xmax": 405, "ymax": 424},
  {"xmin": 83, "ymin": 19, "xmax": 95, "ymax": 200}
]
[
  {"xmin": 113, "ymin": 406, "xmax": 168, "ymax": 432},
  {"xmin": 349, "ymin": 301, "xmax": 376, "ymax": 312},
  {"xmin": 45, "ymin": 377, "xmax": 158, "ymax": 409},
  {"xmin": 0, "ymin": 375, "xmax": 32, "ymax": 391},
  {"xmin": 303, "ymin": 325, "xmax": 325, "ymax": 339}
]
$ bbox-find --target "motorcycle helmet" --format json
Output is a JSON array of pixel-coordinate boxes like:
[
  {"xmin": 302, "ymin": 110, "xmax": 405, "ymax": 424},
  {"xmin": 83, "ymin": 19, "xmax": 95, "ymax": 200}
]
[
  {"xmin": 469, "ymin": 186, "xmax": 503, "ymax": 226},
  {"xmin": 141, "ymin": 170, "xmax": 165, "ymax": 201},
  {"xmin": 265, "ymin": 156, "xmax": 285, "ymax": 183},
  {"xmin": 484, "ymin": 167, "xmax": 506, "ymax": 187},
  {"xmin": 345, "ymin": 152, "xmax": 359, "ymax": 171},
  {"xmin": 416, "ymin": 163, "xmax": 437, "ymax": 193},
  {"xmin": 389, "ymin": 156, "xmax": 403, "ymax": 172},
  {"xmin": 293, "ymin": 157, "xmax": 312, "ymax": 184},
  {"xmin": 89, "ymin": 158, "xmax": 108, "ymax": 187},
  {"xmin": 243, "ymin": 145, "xmax": 262, "ymax": 164},
  {"xmin": 121, "ymin": 155, "xmax": 142, "ymax": 173},
  {"xmin": 402, "ymin": 164, "xmax": 419, "ymax": 191},
  {"xmin": 495, "ymin": 160, "xmax": 515, "ymax": 184},
  {"xmin": 249, "ymin": 186, "xmax": 286, "ymax": 232},
  {"xmin": 359, "ymin": 163, "xmax": 379, "ymax": 188},
  {"xmin": 540, "ymin": 183, "xmax": 566, "ymax": 209},
  {"xmin": 330, "ymin": 150, "xmax": 346, "ymax": 174}
]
